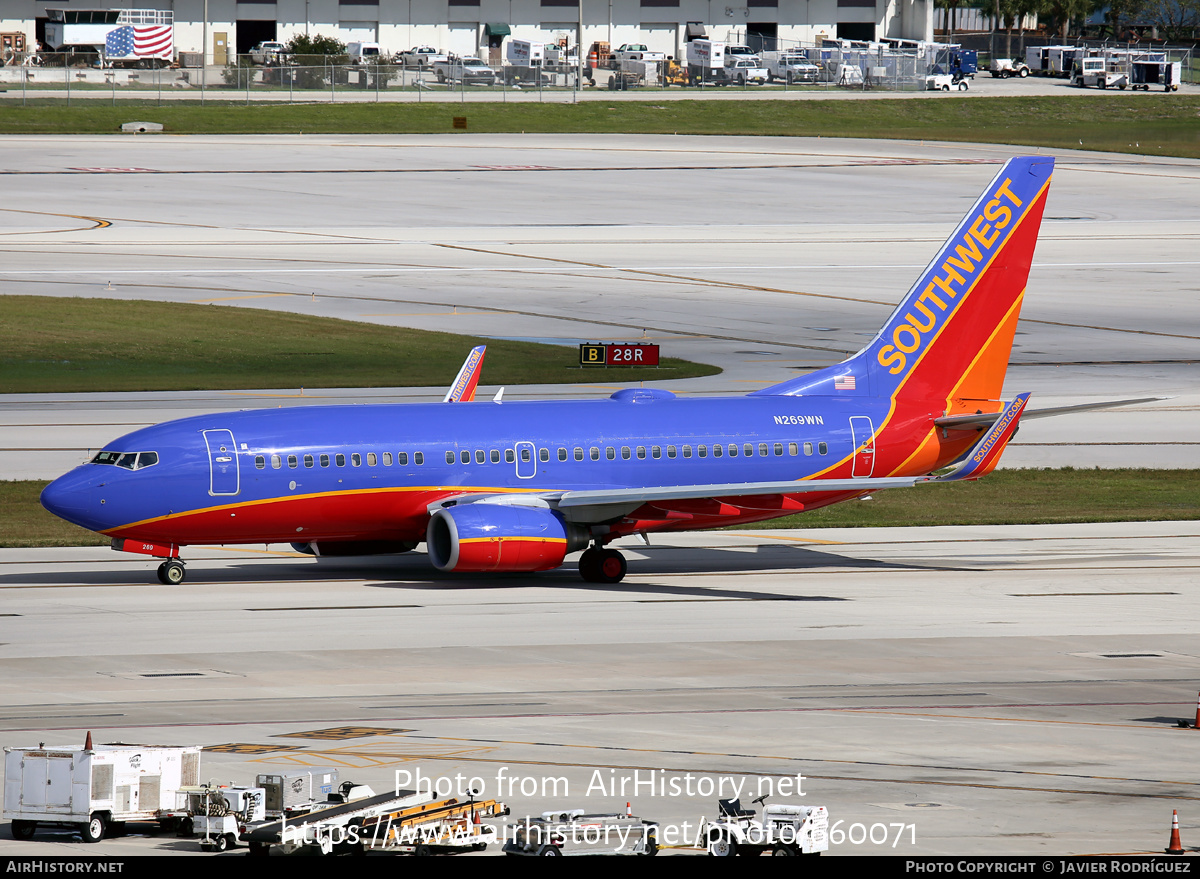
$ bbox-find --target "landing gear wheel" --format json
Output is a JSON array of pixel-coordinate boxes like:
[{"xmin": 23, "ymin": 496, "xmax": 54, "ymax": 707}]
[
  {"xmin": 80, "ymin": 813, "xmax": 106, "ymax": 844},
  {"xmin": 578, "ymin": 547, "xmax": 601, "ymax": 582},
  {"xmin": 596, "ymin": 549, "xmax": 626, "ymax": 583},
  {"xmin": 157, "ymin": 560, "xmax": 185, "ymax": 585}
]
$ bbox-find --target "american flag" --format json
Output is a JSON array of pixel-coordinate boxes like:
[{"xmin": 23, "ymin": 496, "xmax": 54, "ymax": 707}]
[
  {"xmin": 105, "ymin": 25, "xmax": 173, "ymax": 59},
  {"xmin": 834, "ymin": 374, "xmax": 856, "ymax": 390}
]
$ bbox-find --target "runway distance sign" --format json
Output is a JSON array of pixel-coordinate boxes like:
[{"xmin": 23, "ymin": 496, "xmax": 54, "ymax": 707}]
[{"xmin": 579, "ymin": 343, "xmax": 660, "ymax": 367}]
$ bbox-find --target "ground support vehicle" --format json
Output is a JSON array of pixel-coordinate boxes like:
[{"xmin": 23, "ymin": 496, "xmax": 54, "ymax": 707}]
[
  {"xmin": 1131, "ymin": 59, "xmax": 1181, "ymax": 91},
  {"xmin": 358, "ymin": 796, "xmax": 510, "ymax": 854},
  {"xmin": 926, "ymin": 73, "xmax": 969, "ymax": 91},
  {"xmin": 43, "ymin": 7, "xmax": 173, "ymax": 68},
  {"xmin": 989, "ymin": 58, "xmax": 1030, "ymax": 78},
  {"xmin": 704, "ymin": 797, "xmax": 829, "ymax": 857},
  {"xmin": 686, "ymin": 38, "xmax": 729, "ymax": 86},
  {"xmin": 763, "ymin": 50, "xmax": 820, "ymax": 83},
  {"xmin": 256, "ymin": 768, "xmax": 339, "ymax": 816},
  {"xmin": 181, "ymin": 785, "xmax": 266, "ymax": 853},
  {"xmin": 434, "ymin": 57, "xmax": 496, "ymax": 85},
  {"xmin": 662, "ymin": 58, "xmax": 689, "ymax": 85},
  {"xmin": 503, "ymin": 808, "xmax": 659, "ymax": 856},
  {"xmin": 4, "ymin": 741, "xmax": 200, "ymax": 842},
  {"xmin": 249, "ymin": 41, "xmax": 284, "ymax": 65},
  {"xmin": 1072, "ymin": 56, "xmax": 1129, "ymax": 89},
  {"xmin": 241, "ymin": 783, "xmax": 432, "ymax": 855}
]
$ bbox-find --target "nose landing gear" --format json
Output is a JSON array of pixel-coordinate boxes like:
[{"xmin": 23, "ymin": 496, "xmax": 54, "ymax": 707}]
[{"xmin": 156, "ymin": 559, "xmax": 186, "ymax": 585}]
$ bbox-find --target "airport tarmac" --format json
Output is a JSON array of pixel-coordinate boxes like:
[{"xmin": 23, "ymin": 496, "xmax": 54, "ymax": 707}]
[
  {"xmin": 0, "ymin": 136, "xmax": 1197, "ymax": 857},
  {"xmin": 1, "ymin": 523, "xmax": 1200, "ymax": 856}
]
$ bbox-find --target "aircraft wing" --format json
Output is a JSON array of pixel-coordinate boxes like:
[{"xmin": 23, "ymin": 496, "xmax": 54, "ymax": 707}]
[
  {"xmin": 552, "ymin": 476, "xmax": 920, "ymax": 510},
  {"xmin": 933, "ymin": 396, "xmax": 1165, "ymax": 430},
  {"xmin": 443, "ymin": 345, "xmax": 486, "ymax": 403}
]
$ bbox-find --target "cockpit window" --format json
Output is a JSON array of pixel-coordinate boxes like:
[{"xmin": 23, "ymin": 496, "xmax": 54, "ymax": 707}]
[{"xmin": 91, "ymin": 450, "xmax": 160, "ymax": 470}]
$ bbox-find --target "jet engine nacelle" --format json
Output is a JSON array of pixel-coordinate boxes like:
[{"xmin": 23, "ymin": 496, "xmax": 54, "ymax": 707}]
[{"xmin": 426, "ymin": 503, "xmax": 589, "ymax": 573}]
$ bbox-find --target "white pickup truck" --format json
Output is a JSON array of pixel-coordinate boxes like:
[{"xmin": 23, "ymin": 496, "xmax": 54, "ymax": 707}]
[
  {"xmin": 434, "ymin": 57, "xmax": 496, "ymax": 85},
  {"xmin": 249, "ymin": 41, "xmax": 285, "ymax": 65},
  {"xmin": 763, "ymin": 50, "xmax": 820, "ymax": 83},
  {"xmin": 398, "ymin": 46, "xmax": 447, "ymax": 68}
]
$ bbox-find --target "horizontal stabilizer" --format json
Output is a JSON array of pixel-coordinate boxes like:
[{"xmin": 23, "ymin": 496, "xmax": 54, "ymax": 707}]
[
  {"xmin": 934, "ymin": 396, "xmax": 1166, "ymax": 430},
  {"xmin": 934, "ymin": 393, "xmax": 1029, "ymax": 481}
]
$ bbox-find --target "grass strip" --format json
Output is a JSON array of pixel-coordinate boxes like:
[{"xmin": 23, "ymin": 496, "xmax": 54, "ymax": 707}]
[
  {"xmin": 733, "ymin": 467, "xmax": 1200, "ymax": 529},
  {"xmin": 6, "ymin": 469, "xmax": 1198, "ymax": 548},
  {"xmin": 0, "ymin": 296, "xmax": 716, "ymax": 394},
  {"xmin": 3, "ymin": 96, "xmax": 1199, "ymax": 159}
]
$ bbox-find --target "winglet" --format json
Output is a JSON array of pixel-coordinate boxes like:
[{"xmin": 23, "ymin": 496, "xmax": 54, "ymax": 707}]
[
  {"xmin": 443, "ymin": 345, "xmax": 486, "ymax": 403},
  {"xmin": 933, "ymin": 392, "xmax": 1030, "ymax": 482}
]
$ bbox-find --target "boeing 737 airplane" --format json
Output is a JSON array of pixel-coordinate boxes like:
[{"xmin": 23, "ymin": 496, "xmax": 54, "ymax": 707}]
[{"xmin": 43, "ymin": 156, "xmax": 1104, "ymax": 586}]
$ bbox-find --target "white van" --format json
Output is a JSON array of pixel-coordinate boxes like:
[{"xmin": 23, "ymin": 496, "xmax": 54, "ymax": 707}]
[{"xmin": 347, "ymin": 42, "xmax": 383, "ymax": 64}]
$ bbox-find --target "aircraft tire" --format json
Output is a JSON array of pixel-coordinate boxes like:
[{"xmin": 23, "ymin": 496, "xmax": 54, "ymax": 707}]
[
  {"xmin": 578, "ymin": 547, "xmax": 601, "ymax": 582},
  {"xmin": 158, "ymin": 560, "xmax": 186, "ymax": 585},
  {"xmin": 596, "ymin": 549, "xmax": 627, "ymax": 584}
]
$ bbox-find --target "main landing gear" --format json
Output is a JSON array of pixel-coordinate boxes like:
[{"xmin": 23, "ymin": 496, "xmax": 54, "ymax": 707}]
[
  {"xmin": 578, "ymin": 546, "xmax": 627, "ymax": 583},
  {"xmin": 156, "ymin": 559, "xmax": 186, "ymax": 585}
]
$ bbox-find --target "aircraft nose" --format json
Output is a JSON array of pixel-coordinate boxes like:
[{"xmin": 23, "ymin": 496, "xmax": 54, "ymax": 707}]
[{"xmin": 40, "ymin": 470, "xmax": 101, "ymax": 529}]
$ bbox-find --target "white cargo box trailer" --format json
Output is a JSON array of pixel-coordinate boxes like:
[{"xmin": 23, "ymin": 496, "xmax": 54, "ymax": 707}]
[
  {"xmin": 507, "ymin": 40, "xmax": 545, "ymax": 66},
  {"xmin": 4, "ymin": 743, "xmax": 201, "ymax": 842}
]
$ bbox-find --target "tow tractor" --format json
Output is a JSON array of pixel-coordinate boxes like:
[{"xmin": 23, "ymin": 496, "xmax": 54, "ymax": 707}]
[
  {"xmin": 703, "ymin": 795, "xmax": 829, "ymax": 857},
  {"xmin": 926, "ymin": 72, "xmax": 969, "ymax": 91}
]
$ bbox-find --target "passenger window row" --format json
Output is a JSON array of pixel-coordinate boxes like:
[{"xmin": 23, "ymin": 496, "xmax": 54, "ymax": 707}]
[
  {"xmin": 254, "ymin": 441, "xmax": 829, "ymax": 471},
  {"xmin": 255, "ymin": 451, "xmax": 427, "ymax": 470}
]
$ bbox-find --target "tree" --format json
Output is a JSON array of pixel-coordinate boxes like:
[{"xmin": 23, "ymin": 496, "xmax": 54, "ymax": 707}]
[{"xmin": 283, "ymin": 34, "xmax": 348, "ymax": 89}]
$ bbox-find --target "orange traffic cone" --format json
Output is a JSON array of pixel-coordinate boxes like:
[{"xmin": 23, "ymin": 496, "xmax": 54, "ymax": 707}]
[
  {"xmin": 84, "ymin": 731, "xmax": 93, "ymax": 751},
  {"xmin": 1166, "ymin": 810, "xmax": 1184, "ymax": 854},
  {"xmin": 626, "ymin": 801, "xmax": 632, "ymax": 817},
  {"xmin": 1193, "ymin": 691, "xmax": 1200, "ymax": 729}
]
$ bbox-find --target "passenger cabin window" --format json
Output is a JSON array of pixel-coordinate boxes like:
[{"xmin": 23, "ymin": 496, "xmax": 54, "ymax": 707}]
[
  {"xmin": 803, "ymin": 443, "xmax": 813, "ymax": 456},
  {"xmin": 415, "ymin": 452, "xmax": 424, "ymax": 465},
  {"xmin": 574, "ymin": 447, "xmax": 584, "ymax": 461},
  {"xmin": 713, "ymin": 445, "xmax": 722, "ymax": 458},
  {"xmin": 682, "ymin": 445, "xmax": 692, "ymax": 458},
  {"xmin": 539, "ymin": 448, "xmax": 549, "ymax": 463},
  {"xmin": 622, "ymin": 447, "xmax": 631, "ymax": 460},
  {"xmin": 506, "ymin": 449, "xmax": 516, "ymax": 464},
  {"xmin": 729, "ymin": 444, "xmax": 738, "ymax": 457},
  {"xmin": 788, "ymin": 443, "xmax": 798, "ymax": 456},
  {"xmin": 288, "ymin": 455, "xmax": 298, "ymax": 469},
  {"xmin": 818, "ymin": 442, "xmax": 829, "ymax": 455},
  {"xmin": 590, "ymin": 447, "xmax": 600, "ymax": 461},
  {"xmin": 398, "ymin": 452, "xmax": 408, "ymax": 466},
  {"xmin": 272, "ymin": 455, "xmax": 283, "ymax": 469},
  {"xmin": 321, "ymin": 454, "xmax": 330, "ymax": 467},
  {"xmin": 636, "ymin": 446, "xmax": 646, "ymax": 459},
  {"xmin": 558, "ymin": 448, "xmax": 567, "ymax": 462},
  {"xmin": 491, "ymin": 450, "xmax": 501, "ymax": 464},
  {"xmin": 383, "ymin": 452, "xmax": 392, "ymax": 466},
  {"xmin": 461, "ymin": 450, "xmax": 470, "ymax": 464},
  {"xmin": 352, "ymin": 453, "xmax": 362, "ymax": 467},
  {"xmin": 367, "ymin": 453, "xmax": 377, "ymax": 466},
  {"xmin": 667, "ymin": 446, "xmax": 677, "ymax": 459},
  {"xmin": 446, "ymin": 451, "xmax": 455, "ymax": 464},
  {"xmin": 476, "ymin": 450, "xmax": 486, "ymax": 464},
  {"xmin": 521, "ymin": 448, "xmax": 532, "ymax": 463},
  {"xmin": 606, "ymin": 447, "xmax": 616, "ymax": 460},
  {"xmin": 255, "ymin": 456, "xmax": 266, "ymax": 469},
  {"xmin": 336, "ymin": 454, "xmax": 346, "ymax": 467},
  {"xmin": 304, "ymin": 454, "xmax": 314, "ymax": 468},
  {"xmin": 652, "ymin": 446, "xmax": 661, "ymax": 459},
  {"xmin": 774, "ymin": 443, "xmax": 783, "ymax": 456},
  {"xmin": 698, "ymin": 445, "xmax": 707, "ymax": 458}
]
